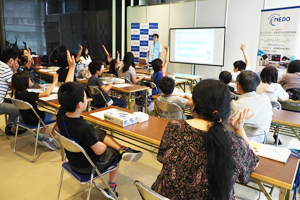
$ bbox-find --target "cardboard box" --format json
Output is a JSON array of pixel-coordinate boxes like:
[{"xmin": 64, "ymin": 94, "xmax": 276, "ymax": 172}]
[{"xmin": 104, "ymin": 109, "xmax": 138, "ymax": 127}]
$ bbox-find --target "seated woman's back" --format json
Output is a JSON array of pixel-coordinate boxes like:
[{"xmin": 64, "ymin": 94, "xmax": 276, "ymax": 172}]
[
  {"xmin": 256, "ymin": 66, "xmax": 289, "ymax": 101},
  {"xmin": 151, "ymin": 80, "xmax": 259, "ymax": 200},
  {"xmin": 278, "ymin": 60, "xmax": 300, "ymax": 90}
]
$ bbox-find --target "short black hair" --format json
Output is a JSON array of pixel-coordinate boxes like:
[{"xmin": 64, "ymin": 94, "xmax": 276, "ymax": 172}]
[
  {"xmin": 58, "ymin": 82, "xmax": 85, "ymax": 112},
  {"xmin": 12, "ymin": 71, "xmax": 30, "ymax": 92},
  {"xmin": 57, "ymin": 52, "xmax": 68, "ymax": 68},
  {"xmin": 260, "ymin": 66, "xmax": 278, "ymax": 84},
  {"xmin": 287, "ymin": 60, "xmax": 300, "ymax": 73},
  {"xmin": 233, "ymin": 60, "xmax": 246, "ymax": 71},
  {"xmin": 152, "ymin": 33, "xmax": 159, "ymax": 38},
  {"xmin": 1, "ymin": 49, "xmax": 18, "ymax": 64},
  {"xmin": 88, "ymin": 61, "xmax": 101, "ymax": 75},
  {"xmin": 20, "ymin": 56, "xmax": 28, "ymax": 67},
  {"xmin": 236, "ymin": 70, "xmax": 260, "ymax": 93},
  {"xmin": 159, "ymin": 77, "xmax": 175, "ymax": 95},
  {"xmin": 151, "ymin": 58, "xmax": 163, "ymax": 73},
  {"xmin": 219, "ymin": 71, "xmax": 232, "ymax": 85}
]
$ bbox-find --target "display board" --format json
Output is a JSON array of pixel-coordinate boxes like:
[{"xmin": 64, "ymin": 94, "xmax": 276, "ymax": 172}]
[
  {"xmin": 169, "ymin": 27, "xmax": 225, "ymax": 66},
  {"xmin": 257, "ymin": 6, "xmax": 300, "ymax": 72},
  {"xmin": 131, "ymin": 23, "xmax": 159, "ymax": 63}
]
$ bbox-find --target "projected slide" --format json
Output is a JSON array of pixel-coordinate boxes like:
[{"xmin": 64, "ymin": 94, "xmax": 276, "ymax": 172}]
[{"xmin": 170, "ymin": 28, "xmax": 225, "ymax": 66}]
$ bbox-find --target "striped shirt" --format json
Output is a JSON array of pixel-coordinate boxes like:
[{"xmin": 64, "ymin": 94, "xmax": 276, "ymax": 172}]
[{"xmin": 0, "ymin": 61, "xmax": 13, "ymax": 103}]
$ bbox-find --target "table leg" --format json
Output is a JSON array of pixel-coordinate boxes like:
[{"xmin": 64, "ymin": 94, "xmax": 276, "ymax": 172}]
[
  {"xmin": 184, "ymin": 82, "xmax": 186, "ymax": 93},
  {"xmin": 87, "ymin": 101, "xmax": 91, "ymax": 112},
  {"xmin": 145, "ymin": 89, "xmax": 148, "ymax": 114},
  {"xmin": 279, "ymin": 187, "xmax": 287, "ymax": 200},
  {"xmin": 189, "ymin": 80, "xmax": 193, "ymax": 93},
  {"xmin": 291, "ymin": 127, "xmax": 300, "ymax": 141},
  {"xmin": 128, "ymin": 93, "xmax": 131, "ymax": 110},
  {"xmin": 256, "ymin": 180, "xmax": 272, "ymax": 200}
]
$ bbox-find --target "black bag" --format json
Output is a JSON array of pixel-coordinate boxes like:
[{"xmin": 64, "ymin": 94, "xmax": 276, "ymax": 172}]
[
  {"xmin": 287, "ymin": 88, "xmax": 300, "ymax": 101},
  {"xmin": 5, "ymin": 124, "xmax": 27, "ymax": 136}
]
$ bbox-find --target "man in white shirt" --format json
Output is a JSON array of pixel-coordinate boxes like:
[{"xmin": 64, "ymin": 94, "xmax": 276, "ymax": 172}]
[
  {"xmin": 0, "ymin": 49, "xmax": 21, "ymax": 133},
  {"xmin": 232, "ymin": 43, "xmax": 251, "ymax": 82},
  {"xmin": 146, "ymin": 34, "xmax": 162, "ymax": 63},
  {"xmin": 229, "ymin": 70, "xmax": 273, "ymax": 143}
]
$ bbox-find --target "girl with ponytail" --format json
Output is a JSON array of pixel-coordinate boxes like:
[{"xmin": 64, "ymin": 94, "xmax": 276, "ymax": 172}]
[{"xmin": 152, "ymin": 79, "xmax": 259, "ymax": 199}]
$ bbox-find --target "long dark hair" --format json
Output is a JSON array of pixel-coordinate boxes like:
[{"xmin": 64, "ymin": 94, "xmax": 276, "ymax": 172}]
[
  {"xmin": 80, "ymin": 47, "xmax": 89, "ymax": 59},
  {"xmin": 109, "ymin": 59, "xmax": 117, "ymax": 74},
  {"xmin": 192, "ymin": 79, "xmax": 234, "ymax": 200},
  {"xmin": 260, "ymin": 66, "xmax": 278, "ymax": 84},
  {"xmin": 122, "ymin": 52, "xmax": 135, "ymax": 73}
]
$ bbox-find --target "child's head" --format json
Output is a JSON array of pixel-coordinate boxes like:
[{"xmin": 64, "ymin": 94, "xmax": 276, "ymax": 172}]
[
  {"xmin": 236, "ymin": 70, "xmax": 260, "ymax": 93},
  {"xmin": 151, "ymin": 59, "xmax": 163, "ymax": 73},
  {"xmin": 219, "ymin": 71, "xmax": 232, "ymax": 85},
  {"xmin": 12, "ymin": 71, "xmax": 30, "ymax": 92},
  {"xmin": 1, "ymin": 49, "xmax": 19, "ymax": 66},
  {"xmin": 58, "ymin": 82, "xmax": 86, "ymax": 112},
  {"xmin": 233, "ymin": 60, "xmax": 246, "ymax": 72},
  {"xmin": 57, "ymin": 52, "xmax": 68, "ymax": 68},
  {"xmin": 20, "ymin": 56, "xmax": 28, "ymax": 67},
  {"xmin": 88, "ymin": 61, "xmax": 101, "ymax": 75},
  {"xmin": 81, "ymin": 47, "xmax": 89, "ymax": 58},
  {"xmin": 19, "ymin": 49, "xmax": 29, "ymax": 58},
  {"xmin": 122, "ymin": 52, "xmax": 135, "ymax": 72},
  {"xmin": 287, "ymin": 60, "xmax": 300, "ymax": 73},
  {"xmin": 260, "ymin": 66, "xmax": 278, "ymax": 84},
  {"xmin": 109, "ymin": 59, "xmax": 117, "ymax": 73},
  {"xmin": 158, "ymin": 77, "xmax": 175, "ymax": 95}
]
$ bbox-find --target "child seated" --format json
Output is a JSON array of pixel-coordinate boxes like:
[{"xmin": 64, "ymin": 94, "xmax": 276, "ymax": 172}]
[
  {"xmin": 87, "ymin": 61, "xmax": 127, "ymax": 108},
  {"xmin": 151, "ymin": 46, "xmax": 169, "ymax": 95},
  {"xmin": 157, "ymin": 77, "xmax": 193, "ymax": 120},
  {"xmin": 232, "ymin": 43, "xmax": 250, "ymax": 82},
  {"xmin": 108, "ymin": 51, "xmax": 120, "ymax": 77},
  {"xmin": 12, "ymin": 71, "xmax": 59, "ymax": 150},
  {"xmin": 219, "ymin": 71, "xmax": 235, "ymax": 92},
  {"xmin": 57, "ymin": 80, "xmax": 143, "ymax": 199}
]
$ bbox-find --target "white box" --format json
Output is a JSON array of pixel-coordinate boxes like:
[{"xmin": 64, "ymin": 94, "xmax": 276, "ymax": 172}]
[{"xmin": 104, "ymin": 109, "xmax": 138, "ymax": 127}]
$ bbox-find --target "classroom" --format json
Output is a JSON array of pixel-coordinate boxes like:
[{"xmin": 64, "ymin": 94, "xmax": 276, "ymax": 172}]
[{"xmin": 1, "ymin": 0, "xmax": 300, "ymax": 199}]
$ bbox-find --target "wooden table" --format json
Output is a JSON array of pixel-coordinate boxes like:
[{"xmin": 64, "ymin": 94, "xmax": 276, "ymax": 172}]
[
  {"xmin": 250, "ymin": 156, "xmax": 299, "ymax": 200},
  {"xmin": 81, "ymin": 106, "xmax": 169, "ymax": 147},
  {"xmin": 82, "ymin": 106, "xmax": 299, "ymax": 200},
  {"xmin": 272, "ymin": 109, "xmax": 300, "ymax": 141},
  {"xmin": 172, "ymin": 73, "xmax": 203, "ymax": 93}
]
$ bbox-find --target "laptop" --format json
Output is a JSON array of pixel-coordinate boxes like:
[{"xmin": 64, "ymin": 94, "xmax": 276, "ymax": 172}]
[{"xmin": 138, "ymin": 58, "xmax": 148, "ymax": 65}]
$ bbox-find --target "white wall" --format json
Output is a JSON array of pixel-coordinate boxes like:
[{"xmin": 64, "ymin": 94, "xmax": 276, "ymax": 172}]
[{"xmin": 127, "ymin": 0, "xmax": 300, "ymax": 79}]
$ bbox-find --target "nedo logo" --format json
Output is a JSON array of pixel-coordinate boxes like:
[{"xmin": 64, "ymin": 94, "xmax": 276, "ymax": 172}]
[
  {"xmin": 141, "ymin": 47, "xmax": 148, "ymax": 52},
  {"xmin": 132, "ymin": 41, "xmax": 139, "ymax": 46},
  {"xmin": 268, "ymin": 14, "xmax": 290, "ymax": 26}
]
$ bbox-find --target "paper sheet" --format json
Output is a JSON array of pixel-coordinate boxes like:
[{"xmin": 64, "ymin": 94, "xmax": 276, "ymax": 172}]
[
  {"xmin": 90, "ymin": 108, "xmax": 118, "ymax": 120},
  {"xmin": 250, "ymin": 141, "xmax": 291, "ymax": 163},
  {"xmin": 39, "ymin": 94, "xmax": 58, "ymax": 101},
  {"xmin": 113, "ymin": 83, "xmax": 132, "ymax": 88},
  {"xmin": 78, "ymin": 78, "xmax": 86, "ymax": 81},
  {"xmin": 28, "ymin": 89, "xmax": 44, "ymax": 93},
  {"xmin": 51, "ymin": 86, "xmax": 59, "ymax": 93},
  {"xmin": 48, "ymin": 71, "xmax": 56, "ymax": 74},
  {"xmin": 39, "ymin": 69, "xmax": 52, "ymax": 72}
]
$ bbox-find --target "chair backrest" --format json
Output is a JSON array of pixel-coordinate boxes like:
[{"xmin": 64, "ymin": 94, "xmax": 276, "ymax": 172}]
[
  {"xmin": 230, "ymin": 92, "xmax": 240, "ymax": 100},
  {"xmin": 149, "ymin": 82, "xmax": 158, "ymax": 92},
  {"xmin": 134, "ymin": 180, "xmax": 169, "ymax": 200},
  {"xmin": 270, "ymin": 100, "xmax": 281, "ymax": 109},
  {"xmin": 88, "ymin": 86, "xmax": 108, "ymax": 106},
  {"xmin": 124, "ymin": 77, "xmax": 132, "ymax": 84},
  {"xmin": 10, "ymin": 98, "xmax": 42, "ymax": 121},
  {"xmin": 243, "ymin": 124, "xmax": 267, "ymax": 144},
  {"xmin": 154, "ymin": 100, "xmax": 185, "ymax": 120}
]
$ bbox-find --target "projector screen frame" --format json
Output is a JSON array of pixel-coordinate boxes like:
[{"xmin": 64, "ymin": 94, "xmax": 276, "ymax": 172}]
[{"xmin": 168, "ymin": 27, "xmax": 226, "ymax": 67}]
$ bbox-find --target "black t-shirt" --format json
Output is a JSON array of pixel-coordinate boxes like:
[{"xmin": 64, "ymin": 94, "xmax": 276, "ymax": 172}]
[
  {"xmin": 228, "ymin": 85, "xmax": 235, "ymax": 93},
  {"xmin": 56, "ymin": 67, "xmax": 77, "ymax": 82},
  {"xmin": 57, "ymin": 107, "xmax": 100, "ymax": 168},
  {"xmin": 87, "ymin": 76, "xmax": 110, "ymax": 107},
  {"xmin": 15, "ymin": 91, "xmax": 45, "ymax": 124}
]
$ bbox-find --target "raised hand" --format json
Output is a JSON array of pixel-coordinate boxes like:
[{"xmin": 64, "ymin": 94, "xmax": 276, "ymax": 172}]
[
  {"xmin": 53, "ymin": 73, "xmax": 59, "ymax": 83},
  {"xmin": 240, "ymin": 43, "xmax": 246, "ymax": 50},
  {"xmin": 67, "ymin": 50, "xmax": 75, "ymax": 69},
  {"xmin": 230, "ymin": 109, "xmax": 253, "ymax": 131}
]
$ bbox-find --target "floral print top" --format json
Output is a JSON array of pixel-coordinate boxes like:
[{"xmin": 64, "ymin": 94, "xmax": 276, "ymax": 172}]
[{"xmin": 151, "ymin": 120, "xmax": 259, "ymax": 200}]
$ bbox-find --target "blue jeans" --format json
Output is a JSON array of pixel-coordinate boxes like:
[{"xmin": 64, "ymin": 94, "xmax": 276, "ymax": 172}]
[
  {"xmin": 111, "ymin": 97, "xmax": 127, "ymax": 108},
  {"xmin": 0, "ymin": 101, "xmax": 20, "ymax": 127}
]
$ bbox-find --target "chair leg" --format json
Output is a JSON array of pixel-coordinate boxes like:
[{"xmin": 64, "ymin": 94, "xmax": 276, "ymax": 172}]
[
  {"xmin": 87, "ymin": 171, "xmax": 95, "ymax": 200},
  {"xmin": 57, "ymin": 168, "xmax": 64, "ymax": 200},
  {"xmin": 0, "ymin": 128, "xmax": 9, "ymax": 140}
]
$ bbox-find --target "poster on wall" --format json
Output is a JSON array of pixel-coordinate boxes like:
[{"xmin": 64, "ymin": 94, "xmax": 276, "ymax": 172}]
[
  {"xmin": 257, "ymin": 6, "xmax": 300, "ymax": 74},
  {"xmin": 131, "ymin": 23, "xmax": 159, "ymax": 63}
]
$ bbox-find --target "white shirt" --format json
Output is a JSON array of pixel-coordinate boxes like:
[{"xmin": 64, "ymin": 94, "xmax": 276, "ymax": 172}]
[
  {"xmin": 256, "ymin": 82, "xmax": 289, "ymax": 101},
  {"xmin": 229, "ymin": 91, "xmax": 273, "ymax": 134},
  {"xmin": 0, "ymin": 61, "xmax": 13, "ymax": 103},
  {"xmin": 80, "ymin": 55, "xmax": 92, "ymax": 66}
]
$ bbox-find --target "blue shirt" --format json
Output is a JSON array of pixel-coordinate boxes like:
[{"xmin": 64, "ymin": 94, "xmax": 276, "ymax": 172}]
[
  {"xmin": 148, "ymin": 42, "xmax": 161, "ymax": 62},
  {"xmin": 152, "ymin": 70, "xmax": 163, "ymax": 95}
]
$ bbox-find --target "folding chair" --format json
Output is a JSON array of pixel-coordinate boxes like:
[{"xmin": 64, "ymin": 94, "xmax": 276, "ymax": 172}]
[
  {"xmin": 0, "ymin": 114, "xmax": 9, "ymax": 140},
  {"xmin": 149, "ymin": 82, "xmax": 158, "ymax": 93},
  {"xmin": 244, "ymin": 124, "xmax": 267, "ymax": 144},
  {"xmin": 270, "ymin": 100, "xmax": 281, "ymax": 109},
  {"xmin": 134, "ymin": 180, "xmax": 170, "ymax": 200},
  {"xmin": 87, "ymin": 86, "xmax": 108, "ymax": 109},
  {"xmin": 10, "ymin": 98, "xmax": 59, "ymax": 162},
  {"xmin": 230, "ymin": 92, "xmax": 240, "ymax": 100},
  {"xmin": 154, "ymin": 100, "xmax": 185, "ymax": 120},
  {"xmin": 56, "ymin": 131, "xmax": 118, "ymax": 200}
]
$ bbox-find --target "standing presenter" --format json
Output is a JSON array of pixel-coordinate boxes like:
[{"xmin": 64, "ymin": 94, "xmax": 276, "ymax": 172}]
[{"xmin": 146, "ymin": 33, "xmax": 162, "ymax": 63}]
